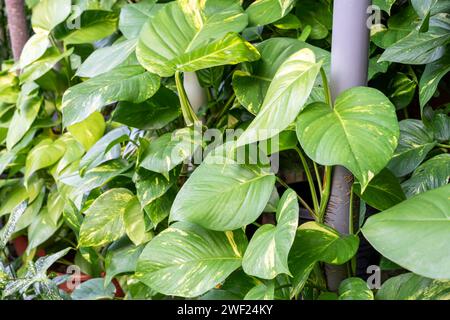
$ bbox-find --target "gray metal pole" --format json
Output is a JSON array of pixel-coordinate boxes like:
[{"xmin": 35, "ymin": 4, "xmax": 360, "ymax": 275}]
[{"xmin": 325, "ymin": 0, "xmax": 371, "ymax": 291}]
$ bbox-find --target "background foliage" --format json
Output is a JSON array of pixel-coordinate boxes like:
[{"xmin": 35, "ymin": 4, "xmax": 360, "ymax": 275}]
[{"xmin": 0, "ymin": 0, "xmax": 449, "ymax": 300}]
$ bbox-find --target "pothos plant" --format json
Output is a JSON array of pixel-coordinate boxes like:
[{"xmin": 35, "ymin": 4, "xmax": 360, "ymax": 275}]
[{"xmin": 0, "ymin": 0, "xmax": 449, "ymax": 300}]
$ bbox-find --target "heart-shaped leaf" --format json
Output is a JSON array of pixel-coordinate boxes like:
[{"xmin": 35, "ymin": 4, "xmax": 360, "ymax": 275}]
[
  {"xmin": 297, "ymin": 86, "xmax": 399, "ymax": 190},
  {"xmin": 289, "ymin": 222, "xmax": 359, "ymax": 297},
  {"xmin": 136, "ymin": 0, "xmax": 257, "ymax": 77},
  {"xmin": 170, "ymin": 145, "xmax": 276, "ymax": 231},
  {"xmin": 136, "ymin": 222, "xmax": 247, "ymax": 297}
]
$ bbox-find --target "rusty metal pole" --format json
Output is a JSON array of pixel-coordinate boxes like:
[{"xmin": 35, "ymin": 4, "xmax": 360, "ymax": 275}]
[{"xmin": 4, "ymin": 0, "xmax": 29, "ymax": 61}]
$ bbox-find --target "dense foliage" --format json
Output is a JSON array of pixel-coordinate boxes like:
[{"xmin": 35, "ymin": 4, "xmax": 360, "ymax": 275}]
[{"xmin": 0, "ymin": 0, "xmax": 449, "ymax": 300}]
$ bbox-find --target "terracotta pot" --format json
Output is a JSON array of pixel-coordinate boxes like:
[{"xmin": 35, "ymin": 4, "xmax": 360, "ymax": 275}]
[
  {"xmin": 58, "ymin": 272, "xmax": 125, "ymax": 298},
  {"xmin": 12, "ymin": 236, "xmax": 45, "ymax": 257}
]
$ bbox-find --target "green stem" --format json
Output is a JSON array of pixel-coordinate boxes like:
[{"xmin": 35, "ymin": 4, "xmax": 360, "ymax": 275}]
[
  {"xmin": 320, "ymin": 67, "xmax": 332, "ymax": 108},
  {"xmin": 207, "ymin": 93, "xmax": 236, "ymax": 127},
  {"xmin": 175, "ymin": 71, "xmax": 199, "ymax": 126},
  {"xmin": 276, "ymin": 177, "xmax": 318, "ymax": 220},
  {"xmin": 313, "ymin": 162, "xmax": 323, "ymax": 195},
  {"xmin": 437, "ymin": 143, "xmax": 450, "ymax": 149},
  {"xmin": 295, "ymin": 147, "xmax": 320, "ymax": 214},
  {"xmin": 319, "ymin": 166, "xmax": 332, "ymax": 223}
]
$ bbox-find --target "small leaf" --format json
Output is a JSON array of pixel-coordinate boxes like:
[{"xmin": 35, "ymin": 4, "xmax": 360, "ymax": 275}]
[
  {"xmin": 419, "ymin": 51, "xmax": 450, "ymax": 110},
  {"xmin": 354, "ymin": 168, "xmax": 406, "ymax": 211},
  {"xmin": 139, "ymin": 128, "xmax": 202, "ymax": 176},
  {"xmin": 246, "ymin": 0, "xmax": 295, "ymax": 27},
  {"xmin": 289, "ymin": 222, "xmax": 359, "ymax": 297},
  {"xmin": 387, "ymin": 119, "xmax": 436, "ymax": 177},
  {"xmin": 105, "ymin": 241, "xmax": 144, "ymax": 285},
  {"xmin": 244, "ymin": 281, "xmax": 275, "ymax": 300},
  {"xmin": 402, "ymin": 154, "xmax": 450, "ymax": 197},
  {"xmin": 25, "ymin": 138, "xmax": 66, "ymax": 181},
  {"xmin": 79, "ymin": 188, "xmax": 139, "ymax": 247},
  {"xmin": 54, "ymin": 10, "xmax": 119, "ymax": 45},
  {"xmin": 242, "ymin": 189, "xmax": 299, "ymax": 279},
  {"xmin": 68, "ymin": 112, "xmax": 105, "ymax": 151},
  {"xmin": 62, "ymin": 65, "xmax": 160, "ymax": 127},
  {"xmin": 76, "ymin": 39, "xmax": 138, "ymax": 78},
  {"xmin": 71, "ymin": 278, "xmax": 116, "ymax": 300},
  {"xmin": 338, "ymin": 278, "xmax": 374, "ymax": 300}
]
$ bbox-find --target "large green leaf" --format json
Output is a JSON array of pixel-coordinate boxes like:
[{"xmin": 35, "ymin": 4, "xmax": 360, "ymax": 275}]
[
  {"xmin": 139, "ymin": 128, "xmax": 202, "ymax": 176},
  {"xmin": 136, "ymin": 0, "xmax": 256, "ymax": 77},
  {"xmin": 246, "ymin": 0, "xmax": 295, "ymax": 27},
  {"xmin": 354, "ymin": 168, "xmax": 406, "ymax": 211},
  {"xmin": 67, "ymin": 111, "xmax": 105, "ymax": 151},
  {"xmin": 237, "ymin": 48, "xmax": 321, "ymax": 147},
  {"xmin": 25, "ymin": 138, "xmax": 66, "ymax": 181},
  {"xmin": 19, "ymin": 33, "xmax": 50, "ymax": 69},
  {"xmin": 6, "ymin": 82, "xmax": 42, "ymax": 150},
  {"xmin": 242, "ymin": 189, "xmax": 298, "ymax": 279},
  {"xmin": 402, "ymin": 154, "xmax": 450, "ymax": 197},
  {"xmin": 288, "ymin": 222, "xmax": 359, "ymax": 297},
  {"xmin": 170, "ymin": 144, "xmax": 276, "ymax": 231},
  {"xmin": 62, "ymin": 65, "xmax": 160, "ymax": 126},
  {"xmin": 136, "ymin": 222, "xmax": 247, "ymax": 297},
  {"xmin": 387, "ymin": 119, "xmax": 437, "ymax": 177},
  {"xmin": 419, "ymin": 51, "xmax": 450, "ymax": 109},
  {"xmin": 379, "ymin": 27, "xmax": 450, "ymax": 65},
  {"xmin": 119, "ymin": 0, "xmax": 164, "ymax": 39},
  {"xmin": 31, "ymin": 0, "xmax": 72, "ymax": 33},
  {"xmin": 376, "ymin": 273, "xmax": 450, "ymax": 300},
  {"xmin": 79, "ymin": 188, "xmax": 142, "ymax": 247},
  {"xmin": 232, "ymin": 37, "xmax": 330, "ymax": 114},
  {"xmin": 362, "ymin": 184, "xmax": 450, "ymax": 279},
  {"xmin": 297, "ymin": 87, "xmax": 399, "ymax": 191},
  {"xmin": 113, "ymin": 87, "xmax": 180, "ymax": 130},
  {"xmin": 54, "ymin": 10, "xmax": 119, "ymax": 45},
  {"xmin": 76, "ymin": 39, "xmax": 138, "ymax": 78}
]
